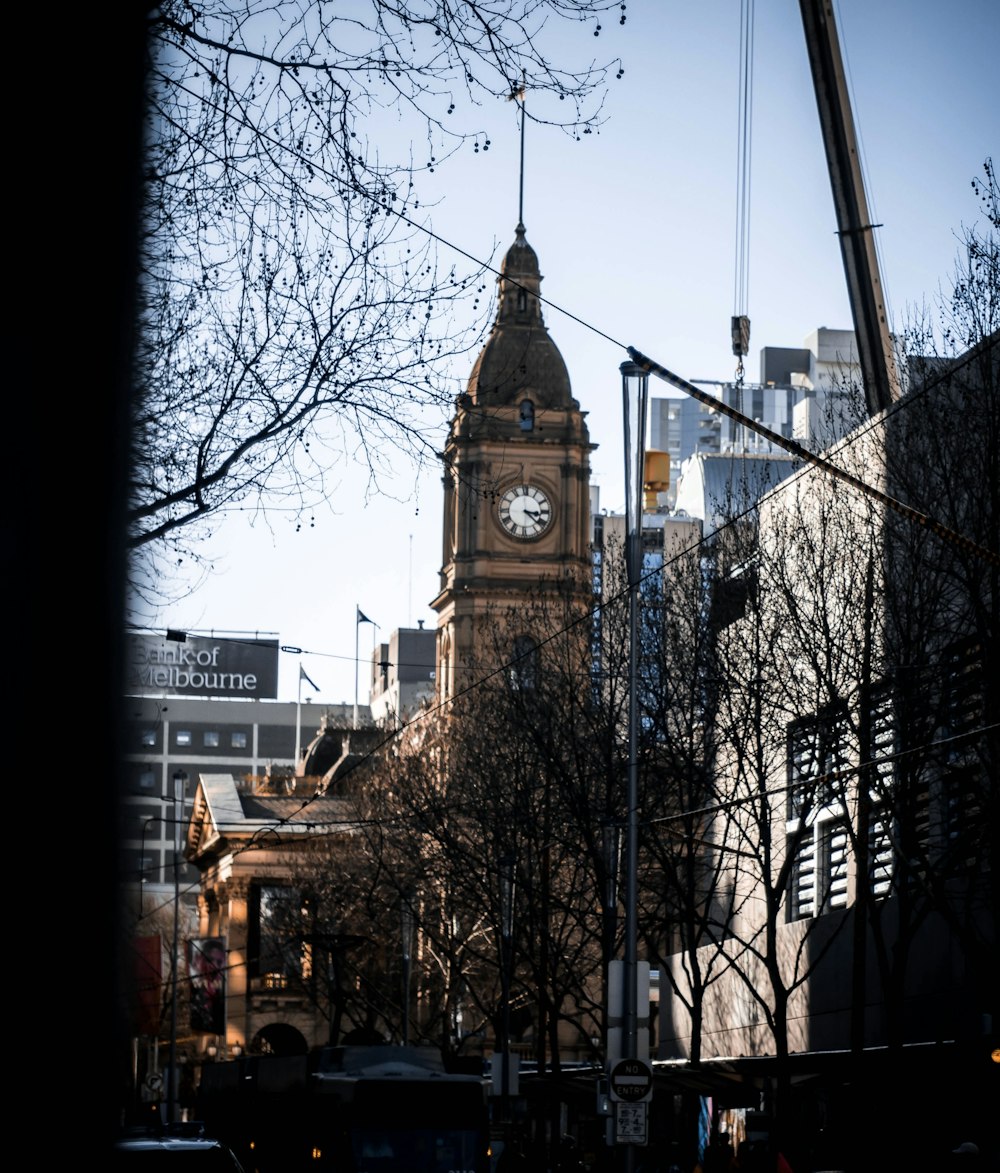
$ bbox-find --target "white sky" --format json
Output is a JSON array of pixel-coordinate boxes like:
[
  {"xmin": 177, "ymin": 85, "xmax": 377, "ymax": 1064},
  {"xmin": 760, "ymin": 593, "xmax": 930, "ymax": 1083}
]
[{"xmin": 133, "ymin": 0, "xmax": 998, "ymax": 705}]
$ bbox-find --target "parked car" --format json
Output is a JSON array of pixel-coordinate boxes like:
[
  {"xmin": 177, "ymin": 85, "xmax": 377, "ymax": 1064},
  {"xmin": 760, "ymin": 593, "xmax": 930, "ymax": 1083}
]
[{"xmin": 113, "ymin": 1124, "xmax": 245, "ymax": 1171}]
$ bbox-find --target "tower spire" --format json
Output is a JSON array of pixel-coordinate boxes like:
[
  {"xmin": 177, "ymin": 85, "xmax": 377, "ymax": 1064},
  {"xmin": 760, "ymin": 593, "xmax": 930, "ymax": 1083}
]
[{"xmin": 514, "ymin": 72, "xmax": 527, "ymax": 227}]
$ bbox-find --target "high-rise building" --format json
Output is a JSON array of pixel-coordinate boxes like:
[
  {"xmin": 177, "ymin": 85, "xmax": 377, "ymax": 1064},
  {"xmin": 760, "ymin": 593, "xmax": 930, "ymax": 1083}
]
[
  {"xmin": 122, "ymin": 695, "xmax": 360, "ymax": 907},
  {"xmin": 649, "ymin": 327, "xmax": 864, "ymax": 511}
]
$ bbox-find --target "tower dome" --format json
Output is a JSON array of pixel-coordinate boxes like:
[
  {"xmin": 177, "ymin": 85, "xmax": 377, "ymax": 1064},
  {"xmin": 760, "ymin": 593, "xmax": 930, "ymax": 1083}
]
[{"xmin": 466, "ymin": 223, "xmax": 575, "ymax": 409}]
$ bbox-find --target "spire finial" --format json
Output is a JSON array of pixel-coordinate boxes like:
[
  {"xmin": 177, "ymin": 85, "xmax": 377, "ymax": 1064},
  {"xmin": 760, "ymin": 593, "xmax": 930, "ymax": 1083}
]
[{"xmin": 511, "ymin": 71, "xmax": 527, "ymax": 228}]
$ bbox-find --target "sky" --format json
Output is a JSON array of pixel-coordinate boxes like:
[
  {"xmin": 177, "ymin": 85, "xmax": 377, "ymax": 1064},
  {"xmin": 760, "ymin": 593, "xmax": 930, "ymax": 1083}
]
[{"xmin": 133, "ymin": 0, "xmax": 998, "ymax": 706}]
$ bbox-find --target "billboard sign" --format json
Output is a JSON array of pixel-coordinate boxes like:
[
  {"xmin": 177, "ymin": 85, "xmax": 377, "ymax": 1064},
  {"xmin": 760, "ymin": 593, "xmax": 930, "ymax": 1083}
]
[
  {"xmin": 188, "ymin": 937, "xmax": 226, "ymax": 1035},
  {"xmin": 126, "ymin": 632, "xmax": 279, "ymax": 699}
]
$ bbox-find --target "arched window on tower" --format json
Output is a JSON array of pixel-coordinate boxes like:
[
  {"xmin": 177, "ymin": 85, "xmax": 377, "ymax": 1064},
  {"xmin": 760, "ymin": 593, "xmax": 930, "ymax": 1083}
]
[
  {"xmin": 439, "ymin": 631, "xmax": 451, "ymax": 699},
  {"xmin": 510, "ymin": 634, "xmax": 539, "ymax": 692},
  {"xmin": 517, "ymin": 287, "xmax": 528, "ymax": 313},
  {"xmin": 519, "ymin": 398, "xmax": 535, "ymax": 432}
]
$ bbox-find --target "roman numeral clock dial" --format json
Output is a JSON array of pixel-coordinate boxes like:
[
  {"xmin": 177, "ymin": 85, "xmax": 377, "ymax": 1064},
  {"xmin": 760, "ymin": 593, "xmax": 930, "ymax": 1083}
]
[{"xmin": 498, "ymin": 483, "xmax": 553, "ymax": 540}]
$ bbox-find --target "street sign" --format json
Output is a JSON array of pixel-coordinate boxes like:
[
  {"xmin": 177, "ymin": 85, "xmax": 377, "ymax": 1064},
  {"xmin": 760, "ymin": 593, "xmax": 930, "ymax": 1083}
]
[
  {"xmin": 615, "ymin": 1101, "xmax": 648, "ymax": 1144},
  {"xmin": 609, "ymin": 1058, "xmax": 653, "ymax": 1103}
]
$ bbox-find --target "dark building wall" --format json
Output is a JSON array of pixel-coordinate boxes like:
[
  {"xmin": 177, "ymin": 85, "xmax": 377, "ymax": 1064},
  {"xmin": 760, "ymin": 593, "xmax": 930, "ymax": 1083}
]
[{"xmin": 760, "ymin": 345, "xmax": 810, "ymax": 387}]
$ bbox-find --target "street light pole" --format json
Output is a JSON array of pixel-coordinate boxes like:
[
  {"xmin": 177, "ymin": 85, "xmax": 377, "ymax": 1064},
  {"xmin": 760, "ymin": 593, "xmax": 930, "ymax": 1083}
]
[
  {"xmin": 168, "ymin": 769, "xmax": 188, "ymax": 1125},
  {"xmin": 621, "ymin": 360, "xmax": 649, "ymax": 1170}
]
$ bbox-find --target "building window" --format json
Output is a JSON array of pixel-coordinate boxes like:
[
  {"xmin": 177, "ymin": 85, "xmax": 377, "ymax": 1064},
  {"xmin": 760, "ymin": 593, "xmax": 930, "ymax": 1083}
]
[
  {"xmin": 640, "ymin": 545, "xmax": 664, "ymax": 605},
  {"xmin": 789, "ymin": 818, "xmax": 849, "ymax": 919},
  {"xmin": 943, "ymin": 768, "xmax": 984, "ymax": 873},
  {"xmin": 933, "ymin": 638, "xmax": 986, "ymax": 871},
  {"xmin": 868, "ymin": 813, "xmax": 894, "ymax": 899},
  {"xmin": 248, "ymin": 883, "xmax": 305, "ymax": 982},
  {"xmin": 590, "ymin": 549, "xmax": 604, "ymax": 708},
  {"xmin": 203, "ymin": 730, "xmax": 220, "ymax": 747},
  {"xmin": 519, "ymin": 398, "xmax": 535, "ymax": 431},
  {"xmin": 231, "ymin": 731, "xmax": 248, "ymax": 749},
  {"xmin": 789, "ymin": 831, "xmax": 816, "ymax": 921},
  {"xmin": 141, "ymin": 729, "xmax": 157, "ymax": 747},
  {"xmin": 787, "ymin": 708, "xmax": 851, "ymax": 820},
  {"xmin": 864, "ymin": 685, "xmax": 896, "ymax": 899},
  {"xmin": 510, "ymin": 635, "xmax": 538, "ymax": 692},
  {"xmin": 824, "ymin": 820, "xmax": 850, "ymax": 910},
  {"xmin": 941, "ymin": 638, "xmax": 984, "ymax": 766},
  {"xmin": 176, "ymin": 730, "xmax": 192, "ymax": 747},
  {"xmin": 138, "ymin": 768, "xmax": 157, "ymax": 792},
  {"xmin": 786, "ymin": 709, "xmax": 852, "ymax": 921}
]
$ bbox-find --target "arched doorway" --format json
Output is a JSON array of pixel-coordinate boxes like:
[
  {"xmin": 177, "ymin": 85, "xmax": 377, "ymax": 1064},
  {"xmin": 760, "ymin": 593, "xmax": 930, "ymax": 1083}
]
[{"xmin": 251, "ymin": 1022, "xmax": 308, "ymax": 1056}]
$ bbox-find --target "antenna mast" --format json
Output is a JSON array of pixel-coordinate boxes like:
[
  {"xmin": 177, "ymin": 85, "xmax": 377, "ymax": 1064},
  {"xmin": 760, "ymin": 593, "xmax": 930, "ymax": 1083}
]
[{"xmin": 516, "ymin": 72, "xmax": 526, "ymax": 224}]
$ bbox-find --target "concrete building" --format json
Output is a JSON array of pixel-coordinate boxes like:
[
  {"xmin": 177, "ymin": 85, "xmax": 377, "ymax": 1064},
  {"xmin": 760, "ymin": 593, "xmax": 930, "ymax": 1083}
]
[
  {"xmin": 368, "ymin": 623, "xmax": 436, "ymax": 728},
  {"xmin": 122, "ymin": 696, "xmax": 364, "ymax": 912},
  {"xmin": 648, "ymin": 327, "xmax": 865, "ymax": 510},
  {"xmin": 672, "ymin": 451, "xmax": 801, "ymax": 540},
  {"xmin": 655, "ymin": 332, "xmax": 997, "ymax": 1162}
]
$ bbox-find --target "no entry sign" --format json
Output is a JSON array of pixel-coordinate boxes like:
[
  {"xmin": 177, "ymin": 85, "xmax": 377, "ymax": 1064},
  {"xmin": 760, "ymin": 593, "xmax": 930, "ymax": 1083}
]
[{"xmin": 609, "ymin": 1058, "xmax": 653, "ymax": 1103}]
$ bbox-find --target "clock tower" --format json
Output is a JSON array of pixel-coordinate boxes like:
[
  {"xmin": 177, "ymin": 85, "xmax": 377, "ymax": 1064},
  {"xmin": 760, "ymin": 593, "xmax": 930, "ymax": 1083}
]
[{"xmin": 431, "ymin": 222, "xmax": 595, "ymax": 703}]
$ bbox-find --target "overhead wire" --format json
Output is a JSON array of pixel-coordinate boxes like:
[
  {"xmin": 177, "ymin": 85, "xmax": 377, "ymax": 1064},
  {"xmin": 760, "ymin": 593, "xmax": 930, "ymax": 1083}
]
[
  {"xmin": 128, "ymin": 327, "xmax": 998, "ymax": 894},
  {"xmin": 132, "ymin": 348, "xmax": 998, "ymax": 886},
  {"xmin": 129, "ymin": 65, "xmax": 997, "ymax": 898},
  {"xmin": 144, "ymin": 58, "xmax": 992, "ymax": 569}
]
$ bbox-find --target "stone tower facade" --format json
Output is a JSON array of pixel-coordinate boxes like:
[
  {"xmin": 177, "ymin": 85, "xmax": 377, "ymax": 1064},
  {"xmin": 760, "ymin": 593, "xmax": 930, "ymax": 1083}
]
[{"xmin": 431, "ymin": 223, "xmax": 596, "ymax": 703}]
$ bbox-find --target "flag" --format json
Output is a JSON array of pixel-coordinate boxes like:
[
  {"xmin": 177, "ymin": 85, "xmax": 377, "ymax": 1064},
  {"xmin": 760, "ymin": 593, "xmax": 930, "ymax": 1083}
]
[
  {"xmin": 357, "ymin": 607, "xmax": 375, "ymax": 625},
  {"xmin": 299, "ymin": 664, "xmax": 320, "ymax": 692}
]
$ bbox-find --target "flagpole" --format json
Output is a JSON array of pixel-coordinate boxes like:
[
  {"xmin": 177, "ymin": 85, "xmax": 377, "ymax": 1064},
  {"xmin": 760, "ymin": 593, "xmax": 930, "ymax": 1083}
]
[
  {"xmin": 295, "ymin": 663, "xmax": 303, "ymax": 766},
  {"xmin": 354, "ymin": 608, "xmax": 375, "ymax": 730}
]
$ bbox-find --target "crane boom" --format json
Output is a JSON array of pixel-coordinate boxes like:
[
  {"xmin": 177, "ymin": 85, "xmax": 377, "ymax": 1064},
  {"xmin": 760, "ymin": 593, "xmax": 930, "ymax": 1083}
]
[{"xmin": 798, "ymin": 0, "xmax": 901, "ymax": 415}]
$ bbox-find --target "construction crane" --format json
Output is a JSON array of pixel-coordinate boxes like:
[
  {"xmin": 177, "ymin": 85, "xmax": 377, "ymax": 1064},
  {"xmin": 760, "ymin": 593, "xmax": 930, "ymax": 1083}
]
[{"xmin": 798, "ymin": 0, "xmax": 902, "ymax": 415}]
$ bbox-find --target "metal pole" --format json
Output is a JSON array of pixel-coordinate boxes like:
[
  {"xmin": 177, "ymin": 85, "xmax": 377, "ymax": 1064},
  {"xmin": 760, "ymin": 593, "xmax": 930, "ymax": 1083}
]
[
  {"xmin": 168, "ymin": 770, "xmax": 187, "ymax": 1125},
  {"xmin": 295, "ymin": 663, "xmax": 303, "ymax": 765},
  {"xmin": 625, "ymin": 535, "xmax": 640, "ymax": 1070},
  {"xmin": 621, "ymin": 362, "xmax": 649, "ymax": 1171},
  {"xmin": 354, "ymin": 613, "xmax": 360, "ymax": 730}
]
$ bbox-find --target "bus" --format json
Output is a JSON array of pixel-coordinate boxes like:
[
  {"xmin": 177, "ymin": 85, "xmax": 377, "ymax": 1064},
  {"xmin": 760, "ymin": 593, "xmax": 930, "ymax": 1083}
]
[{"xmin": 197, "ymin": 1045, "xmax": 490, "ymax": 1173}]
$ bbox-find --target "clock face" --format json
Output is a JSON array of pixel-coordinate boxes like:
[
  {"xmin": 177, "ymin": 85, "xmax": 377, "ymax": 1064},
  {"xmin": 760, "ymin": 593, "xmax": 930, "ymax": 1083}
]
[{"xmin": 498, "ymin": 483, "xmax": 553, "ymax": 540}]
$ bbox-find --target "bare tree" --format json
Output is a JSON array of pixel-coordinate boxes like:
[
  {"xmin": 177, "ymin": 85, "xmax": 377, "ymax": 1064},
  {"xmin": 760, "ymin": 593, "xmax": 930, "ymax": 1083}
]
[
  {"xmin": 129, "ymin": 0, "xmax": 626, "ymax": 603},
  {"xmin": 659, "ymin": 162, "xmax": 998, "ymax": 1166},
  {"xmin": 623, "ymin": 526, "xmax": 734, "ymax": 1068}
]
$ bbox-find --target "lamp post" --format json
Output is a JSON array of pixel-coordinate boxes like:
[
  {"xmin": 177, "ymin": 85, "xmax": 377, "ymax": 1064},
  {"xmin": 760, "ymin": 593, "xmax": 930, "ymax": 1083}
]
[
  {"xmin": 168, "ymin": 769, "xmax": 188, "ymax": 1125},
  {"xmin": 621, "ymin": 360, "xmax": 649, "ymax": 1168},
  {"xmin": 400, "ymin": 889, "xmax": 415, "ymax": 1046}
]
